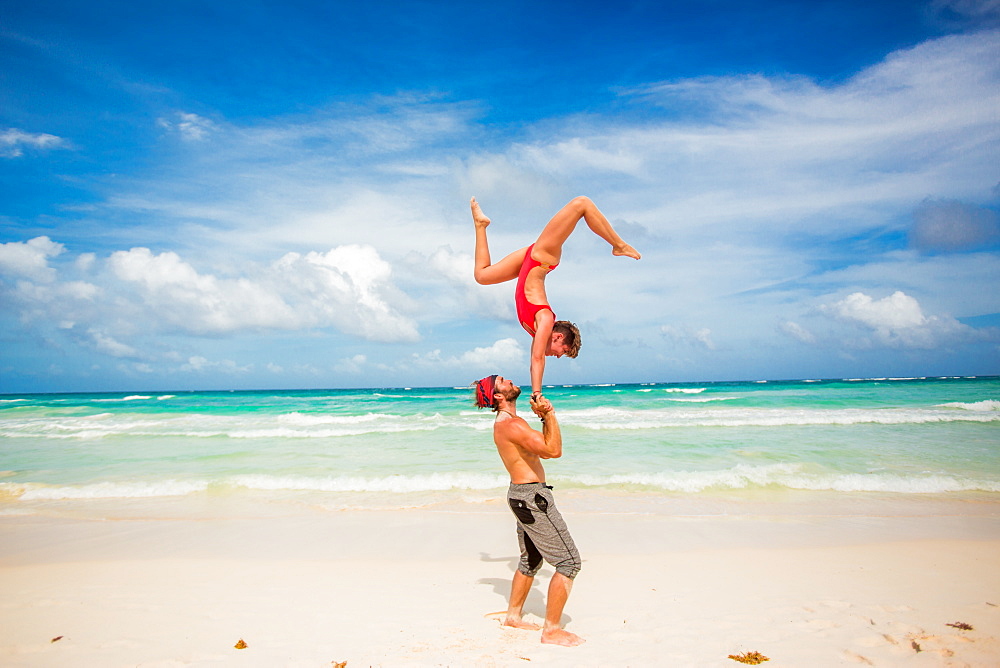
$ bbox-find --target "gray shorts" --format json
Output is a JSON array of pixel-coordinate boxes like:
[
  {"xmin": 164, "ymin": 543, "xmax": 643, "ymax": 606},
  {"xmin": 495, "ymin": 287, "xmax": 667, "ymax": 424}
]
[{"xmin": 507, "ymin": 482, "xmax": 581, "ymax": 580}]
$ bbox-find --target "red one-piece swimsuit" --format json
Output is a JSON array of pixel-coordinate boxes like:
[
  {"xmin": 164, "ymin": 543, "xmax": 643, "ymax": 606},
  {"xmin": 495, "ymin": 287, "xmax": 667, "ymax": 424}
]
[{"xmin": 515, "ymin": 243, "xmax": 558, "ymax": 336}]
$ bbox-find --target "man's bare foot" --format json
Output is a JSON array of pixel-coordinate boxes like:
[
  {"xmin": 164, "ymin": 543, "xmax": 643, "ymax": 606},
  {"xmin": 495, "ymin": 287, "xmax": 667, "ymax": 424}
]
[
  {"xmin": 613, "ymin": 242, "xmax": 641, "ymax": 260},
  {"xmin": 471, "ymin": 197, "xmax": 491, "ymax": 228},
  {"xmin": 503, "ymin": 616, "xmax": 541, "ymax": 631},
  {"xmin": 541, "ymin": 627, "xmax": 586, "ymax": 646}
]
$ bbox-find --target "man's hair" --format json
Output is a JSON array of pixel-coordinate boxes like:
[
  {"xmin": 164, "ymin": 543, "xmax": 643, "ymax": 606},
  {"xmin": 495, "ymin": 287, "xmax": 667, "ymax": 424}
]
[{"xmin": 553, "ymin": 320, "xmax": 581, "ymax": 358}]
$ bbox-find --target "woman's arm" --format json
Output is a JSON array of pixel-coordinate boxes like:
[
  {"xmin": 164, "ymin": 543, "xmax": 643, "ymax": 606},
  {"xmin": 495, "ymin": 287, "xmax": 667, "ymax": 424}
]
[{"xmin": 529, "ymin": 310, "xmax": 555, "ymax": 396}]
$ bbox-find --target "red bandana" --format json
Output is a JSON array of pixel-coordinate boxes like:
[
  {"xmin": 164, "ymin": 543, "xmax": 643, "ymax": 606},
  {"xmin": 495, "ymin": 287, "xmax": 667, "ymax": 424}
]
[{"xmin": 474, "ymin": 375, "xmax": 498, "ymax": 409}]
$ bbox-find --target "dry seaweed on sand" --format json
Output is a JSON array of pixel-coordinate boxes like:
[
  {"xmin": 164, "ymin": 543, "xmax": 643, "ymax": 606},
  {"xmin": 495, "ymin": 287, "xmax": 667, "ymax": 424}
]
[
  {"xmin": 50, "ymin": 636, "xmax": 63, "ymax": 643},
  {"xmin": 946, "ymin": 621, "xmax": 974, "ymax": 631},
  {"xmin": 728, "ymin": 650, "xmax": 770, "ymax": 664}
]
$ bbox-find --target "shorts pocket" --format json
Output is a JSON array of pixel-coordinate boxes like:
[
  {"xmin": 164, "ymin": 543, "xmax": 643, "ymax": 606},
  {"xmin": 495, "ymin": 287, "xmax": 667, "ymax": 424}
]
[
  {"xmin": 508, "ymin": 498, "xmax": 535, "ymax": 524},
  {"xmin": 533, "ymin": 493, "xmax": 549, "ymax": 513}
]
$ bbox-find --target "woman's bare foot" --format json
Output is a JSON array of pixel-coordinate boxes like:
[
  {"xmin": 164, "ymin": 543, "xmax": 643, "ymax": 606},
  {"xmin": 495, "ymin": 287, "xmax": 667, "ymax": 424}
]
[
  {"xmin": 541, "ymin": 627, "xmax": 586, "ymax": 646},
  {"xmin": 503, "ymin": 616, "xmax": 541, "ymax": 631},
  {"xmin": 471, "ymin": 197, "xmax": 491, "ymax": 228},
  {"xmin": 613, "ymin": 242, "xmax": 641, "ymax": 260}
]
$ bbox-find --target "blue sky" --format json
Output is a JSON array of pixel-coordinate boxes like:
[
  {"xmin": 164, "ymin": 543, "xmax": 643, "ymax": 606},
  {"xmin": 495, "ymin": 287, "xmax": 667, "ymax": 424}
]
[{"xmin": 1, "ymin": 0, "xmax": 999, "ymax": 393}]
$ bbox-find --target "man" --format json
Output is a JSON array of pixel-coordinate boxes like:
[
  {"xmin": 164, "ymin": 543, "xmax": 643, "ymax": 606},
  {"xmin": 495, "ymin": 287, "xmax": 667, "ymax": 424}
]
[{"xmin": 473, "ymin": 374, "xmax": 584, "ymax": 647}]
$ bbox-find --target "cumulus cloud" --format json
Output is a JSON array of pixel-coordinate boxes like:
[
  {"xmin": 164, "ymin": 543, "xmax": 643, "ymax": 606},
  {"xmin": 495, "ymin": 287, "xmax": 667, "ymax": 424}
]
[
  {"xmin": 0, "ymin": 238, "xmax": 420, "ymax": 364},
  {"xmin": 275, "ymin": 245, "xmax": 419, "ymax": 342},
  {"xmin": 424, "ymin": 245, "xmax": 510, "ymax": 320},
  {"xmin": 411, "ymin": 338, "xmax": 525, "ymax": 370},
  {"xmin": 108, "ymin": 247, "xmax": 297, "ymax": 334},
  {"xmin": 0, "ymin": 236, "xmax": 64, "ymax": 282},
  {"xmin": 822, "ymin": 291, "xmax": 971, "ymax": 348},
  {"xmin": 0, "ymin": 238, "xmax": 101, "ymax": 331},
  {"xmin": 909, "ymin": 198, "xmax": 1000, "ymax": 252},
  {"xmin": 100, "ymin": 244, "xmax": 419, "ymax": 342},
  {"xmin": 454, "ymin": 338, "xmax": 525, "ymax": 367},
  {"xmin": 0, "ymin": 128, "xmax": 66, "ymax": 157},
  {"xmin": 334, "ymin": 354, "xmax": 368, "ymax": 374}
]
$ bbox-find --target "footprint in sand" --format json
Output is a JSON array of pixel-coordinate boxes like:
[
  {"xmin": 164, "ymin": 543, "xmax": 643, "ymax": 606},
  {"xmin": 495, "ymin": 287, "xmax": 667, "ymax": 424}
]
[
  {"xmin": 854, "ymin": 633, "xmax": 896, "ymax": 648},
  {"xmin": 842, "ymin": 650, "xmax": 875, "ymax": 665},
  {"xmin": 798, "ymin": 618, "xmax": 840, "ymax": 631},
  {"xmin": 818, "ymin": 599, "xmax": 853, "ymax": 610}
]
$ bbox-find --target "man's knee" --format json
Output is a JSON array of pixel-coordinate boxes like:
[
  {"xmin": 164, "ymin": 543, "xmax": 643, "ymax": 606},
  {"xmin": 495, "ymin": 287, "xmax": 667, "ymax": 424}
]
[{"xmin": 555, "ymin": 556, "xmax": 581, "ymax": 580}]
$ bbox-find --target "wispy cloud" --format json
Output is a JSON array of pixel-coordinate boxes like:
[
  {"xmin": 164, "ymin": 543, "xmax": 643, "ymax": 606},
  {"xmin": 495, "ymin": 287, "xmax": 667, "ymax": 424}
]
[
  {"xmin": 0, "ymin": 128, "xmax": 66, "ymax": 158},
  {"xmin": 156, "ymin": 112, "xmax": 217, "ymax": 142}
]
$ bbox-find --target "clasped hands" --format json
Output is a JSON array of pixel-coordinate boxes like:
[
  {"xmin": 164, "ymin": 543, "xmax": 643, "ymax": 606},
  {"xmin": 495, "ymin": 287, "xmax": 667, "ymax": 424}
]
[{"xmin": 529, "ymin": 392, "xmax": 553, "ymax": 419}]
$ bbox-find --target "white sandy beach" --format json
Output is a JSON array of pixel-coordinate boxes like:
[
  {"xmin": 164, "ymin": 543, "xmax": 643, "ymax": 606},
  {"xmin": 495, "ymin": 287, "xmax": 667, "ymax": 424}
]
[{"xmin": 2, "ymin": 494, "xmax": 999, "ymax": 667}]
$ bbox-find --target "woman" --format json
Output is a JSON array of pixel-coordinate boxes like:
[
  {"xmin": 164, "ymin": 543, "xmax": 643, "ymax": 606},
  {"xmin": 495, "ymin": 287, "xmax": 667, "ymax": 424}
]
[{"xmin": 472, "ymin": 196, "xmax": 640, "ymax": 400}]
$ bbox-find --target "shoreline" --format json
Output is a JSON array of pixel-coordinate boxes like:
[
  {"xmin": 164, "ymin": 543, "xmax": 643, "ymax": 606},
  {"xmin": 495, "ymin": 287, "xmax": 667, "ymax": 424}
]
[
  {"xmin": 2, "ymin": 496, "xmax": 999, "ymax": 666},
  {"xmin": 4, "ymin": 485, "xmax": 1000, "ymax": 518}
]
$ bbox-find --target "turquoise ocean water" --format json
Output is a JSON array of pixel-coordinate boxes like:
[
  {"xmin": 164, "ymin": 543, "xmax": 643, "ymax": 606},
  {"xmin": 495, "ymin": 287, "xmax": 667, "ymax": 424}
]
[{"xmin": 1, "ymin": 376, "xmax": 998, "ymax": 515}]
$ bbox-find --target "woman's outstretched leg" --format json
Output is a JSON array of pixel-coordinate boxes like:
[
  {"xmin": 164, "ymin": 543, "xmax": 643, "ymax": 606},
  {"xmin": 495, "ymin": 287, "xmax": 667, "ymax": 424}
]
[
  {"xmin": 472, "ymin": 197, "xmax": 528, "ymax": 285},
  {"xmin": 532, "ymin": 196, "xmax": 640, "ymax": 265}
]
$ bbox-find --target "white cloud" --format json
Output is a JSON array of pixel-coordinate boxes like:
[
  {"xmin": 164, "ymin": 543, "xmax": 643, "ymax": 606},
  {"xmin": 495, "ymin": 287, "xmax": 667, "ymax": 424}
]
[
  {"xmin": 157, "ymin": 112, "xmax": 217, "ymax": 141},
  {"xmin": 455, "ymin": 338, "xmax": 525, "ymax": 367},
  {"xmin": 179, "ymin": 355, "xmax": 250, "ymax": 373},
  {"xmin": 424, "ymin": 245, "xmax": 510, "ymax": 321},
  {"xmin": 76, "ymin": 253, "xmax": 96, "ymax": 272},
  {"xmin": 334, "ymin": 354, "xmax": 367, "ymax": 374},
  {"xmin": 780, "ymin": 321, "xmax": 816, "ymax": 344},
  {"xmin": 87, "ymin": 329, "xmax": 139, "ymax": 358},
  {"xmin": 5, "ymin": 30, "xmax": 1000, "ymax": 388},
  {"xmin": 103, "ymin": 244, "xmax": 419, "ymax": 342},
  {"xmin": 0, "ymin": 243, "xmax": 102, "ymax": 332},
  {"xmin": 0, "ymin": 236, "xmax": 64, "ymax": 282},
  {"xmin": 822, "ymin": 291, "xmax": 972, "ymax": 349},
  {"xmin": 0, "ymin": 128, "xmax": 66, "ymax": 157},
  {"xmin": 528, "ymin": 30, "xmax": 1000, "ymax": 234},
  {"xmin": 661, "ymin": 325, "xmax": 716, "ymax": 350},
  {"xmin": 275, "ymin": 245, "xmax": 419, "ymax": 342},
  {"xmin": 108, "ymin": 247, "xmax": 296, "ymax": 334},
  {"xmin": 410, "ymin": 338, "xmax": 526, "ymax": 371},
  {"xmin": 0, "ymin": 239, "xmax": 421, "ymax": 365}
]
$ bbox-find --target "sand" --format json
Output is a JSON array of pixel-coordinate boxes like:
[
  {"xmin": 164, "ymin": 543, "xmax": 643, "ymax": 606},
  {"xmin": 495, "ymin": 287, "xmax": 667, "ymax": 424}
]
[{"xmin": 1, "ymin": 494, "xmax": 999, "ymax": 667}]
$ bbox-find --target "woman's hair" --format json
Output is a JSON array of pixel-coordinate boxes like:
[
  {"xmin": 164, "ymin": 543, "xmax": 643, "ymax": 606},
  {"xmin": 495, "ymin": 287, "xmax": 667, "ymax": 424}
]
[{"xmin": 553, "ymin": 320, "xmax": 581, "ymax": 358}]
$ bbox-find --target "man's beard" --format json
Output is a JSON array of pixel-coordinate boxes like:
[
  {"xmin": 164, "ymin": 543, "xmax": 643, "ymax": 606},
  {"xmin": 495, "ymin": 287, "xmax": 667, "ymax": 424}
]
[{"xmin": 500, "ymin": 385, "xmax": 522, "ymax": 403}]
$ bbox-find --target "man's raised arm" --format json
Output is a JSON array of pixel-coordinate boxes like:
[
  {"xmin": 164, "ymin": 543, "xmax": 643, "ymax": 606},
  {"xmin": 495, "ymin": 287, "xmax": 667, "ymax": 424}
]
[{"xmin": 527, "ymin": 395, "xmax": 562, "ymax": 459}]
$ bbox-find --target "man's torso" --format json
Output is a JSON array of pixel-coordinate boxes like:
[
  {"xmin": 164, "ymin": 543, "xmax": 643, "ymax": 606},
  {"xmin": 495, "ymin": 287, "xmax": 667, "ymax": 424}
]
[{"xmin": 493, "ymin": 414, "xmax": 546, "ymax": 484}]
